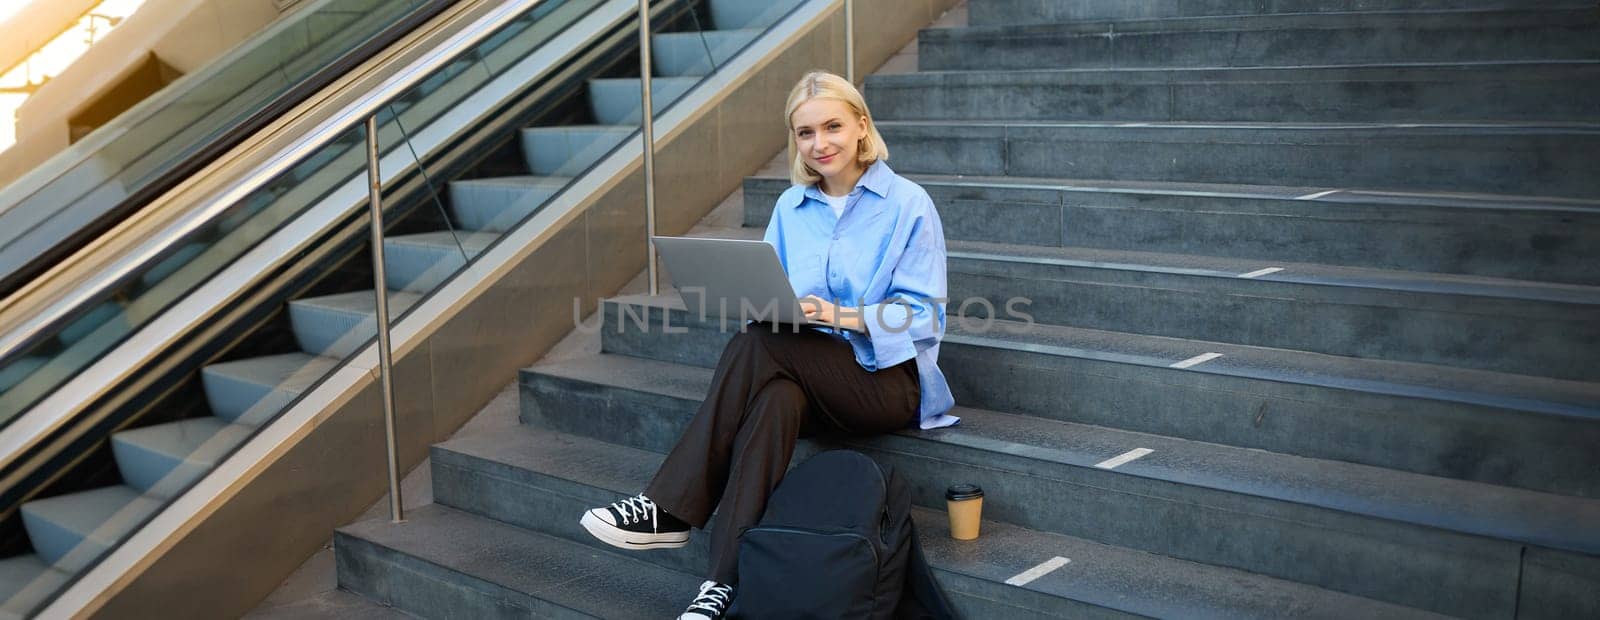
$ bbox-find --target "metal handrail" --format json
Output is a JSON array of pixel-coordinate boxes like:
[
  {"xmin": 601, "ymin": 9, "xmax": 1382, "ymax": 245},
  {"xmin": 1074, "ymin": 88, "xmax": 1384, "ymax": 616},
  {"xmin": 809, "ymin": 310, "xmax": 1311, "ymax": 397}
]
[
  {"xmin": 0, "ymin": 0, "xmax": 542, "ymax": 368},
  {"xmin": 846, "ymin": 0, "xmax": 855, "ymax": 82},
  {"xmin": 364, "ymin": 115, "xmax": 405, "ymax": 523},
  {"xmin": 640, "ymin": 0, "xmax": 660, "ymax": 296}
]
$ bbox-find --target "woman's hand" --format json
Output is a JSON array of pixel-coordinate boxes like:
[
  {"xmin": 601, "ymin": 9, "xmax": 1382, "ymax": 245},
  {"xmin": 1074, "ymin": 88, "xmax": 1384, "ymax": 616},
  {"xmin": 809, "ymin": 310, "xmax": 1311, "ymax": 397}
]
[{"xmin": 800, "ymin": 295, "xmax": 867, "ymax": 333}]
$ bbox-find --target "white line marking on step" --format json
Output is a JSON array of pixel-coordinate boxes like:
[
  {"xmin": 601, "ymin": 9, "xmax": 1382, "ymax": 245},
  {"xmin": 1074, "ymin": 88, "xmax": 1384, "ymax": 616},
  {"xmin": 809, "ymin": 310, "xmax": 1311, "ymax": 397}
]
[
  {"xmin": 1095, "ymin": 448, "xmax": 1154, "ymax": 470},
  {"xmin": 1006, "ymin": 557, "xmax": 1072, "ymax": 586},
  {"xmin": 1238, "ymin": 267, "xmax": 1284, "ymax": 279},
  {"xmin": 1171, "ymin": 352, "xmax": 1224, "ymax": 368},
  {"xmin": 1296, "ymin": 189, "xmax": 1342, "ymax": 200}
]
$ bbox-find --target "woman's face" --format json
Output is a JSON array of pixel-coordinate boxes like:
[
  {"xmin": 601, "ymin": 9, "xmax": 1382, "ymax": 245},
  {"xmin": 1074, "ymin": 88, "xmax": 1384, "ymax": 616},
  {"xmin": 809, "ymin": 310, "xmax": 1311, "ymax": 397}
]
[{"xmin": 791, "ymin": 98, "xmax": 868, "ymax": 182}]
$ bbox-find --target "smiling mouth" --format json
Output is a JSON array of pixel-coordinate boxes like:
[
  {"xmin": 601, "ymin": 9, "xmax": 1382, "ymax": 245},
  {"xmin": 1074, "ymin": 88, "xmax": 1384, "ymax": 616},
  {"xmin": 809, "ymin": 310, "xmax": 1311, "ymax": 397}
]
[{"xmin": 814, "ymin": 153, "xmax": 836, "ymax": 164}]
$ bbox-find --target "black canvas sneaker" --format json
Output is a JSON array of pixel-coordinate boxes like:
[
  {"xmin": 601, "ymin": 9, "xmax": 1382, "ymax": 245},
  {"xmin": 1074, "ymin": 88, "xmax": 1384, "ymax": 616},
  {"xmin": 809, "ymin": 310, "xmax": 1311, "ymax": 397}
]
[
  {"xmin": 678, "ymin": 580, "xmax": 734, "ymax": 620},
  {"xmin": 579, "ymin": 494, "xmax": 690, "ymax": 550}
]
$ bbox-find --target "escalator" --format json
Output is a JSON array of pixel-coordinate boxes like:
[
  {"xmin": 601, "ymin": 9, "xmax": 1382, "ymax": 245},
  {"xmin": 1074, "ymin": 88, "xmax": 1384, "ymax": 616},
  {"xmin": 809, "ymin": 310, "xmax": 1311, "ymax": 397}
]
[
  {"xmin": 0, "ymin": 0, "xmax": 456, "ymax": 296},
  {"xmin": 0, "ymin": 0, "xmax": 806, "ymax": 614}
]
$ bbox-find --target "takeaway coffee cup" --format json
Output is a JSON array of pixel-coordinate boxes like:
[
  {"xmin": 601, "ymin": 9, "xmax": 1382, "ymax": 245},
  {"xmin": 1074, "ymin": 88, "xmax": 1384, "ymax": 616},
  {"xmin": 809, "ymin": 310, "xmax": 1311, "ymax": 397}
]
[{"xmin": 945, "ymin": 484, "xmax": 984, "ymax": 540}]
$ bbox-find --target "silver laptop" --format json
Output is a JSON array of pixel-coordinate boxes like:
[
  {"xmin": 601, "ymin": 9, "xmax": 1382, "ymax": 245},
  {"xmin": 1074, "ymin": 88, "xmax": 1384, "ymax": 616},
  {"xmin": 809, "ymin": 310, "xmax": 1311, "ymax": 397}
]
[{"xmin": 652, "ymin": 236, "xmax": 860, "ymax": 331}]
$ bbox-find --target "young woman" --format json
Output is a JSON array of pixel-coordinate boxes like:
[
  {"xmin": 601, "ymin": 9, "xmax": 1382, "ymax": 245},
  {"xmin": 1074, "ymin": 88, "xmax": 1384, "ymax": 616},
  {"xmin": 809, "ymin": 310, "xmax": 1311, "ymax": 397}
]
[{"xmin": 580, "ymin": 70, "xmax": 957, "ymax": 620}]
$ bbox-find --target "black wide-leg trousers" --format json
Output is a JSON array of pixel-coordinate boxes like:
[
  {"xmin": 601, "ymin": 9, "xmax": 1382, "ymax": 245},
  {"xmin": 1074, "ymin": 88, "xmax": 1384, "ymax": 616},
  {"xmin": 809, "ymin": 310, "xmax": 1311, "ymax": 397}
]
[{"xmin": 644, "ymin": 324, "xmax": 920, "ymax": 585}]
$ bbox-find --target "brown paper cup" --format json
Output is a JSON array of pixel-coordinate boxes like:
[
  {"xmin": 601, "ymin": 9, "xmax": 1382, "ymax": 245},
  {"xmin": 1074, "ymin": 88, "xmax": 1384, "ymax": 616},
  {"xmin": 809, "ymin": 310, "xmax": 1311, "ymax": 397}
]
[{"xmin": 945, "ymin": 484, "xmax": 984, "ymax": 540}]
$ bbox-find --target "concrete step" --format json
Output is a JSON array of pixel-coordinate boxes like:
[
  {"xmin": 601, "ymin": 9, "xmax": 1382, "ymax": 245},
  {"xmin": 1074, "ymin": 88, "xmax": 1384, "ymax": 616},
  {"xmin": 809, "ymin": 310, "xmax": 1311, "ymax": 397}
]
[
  {"xmin": 109, "ymin": 416, "xmax": 255, "ymax": 499},
  {"xmin": 652, "ymin": 227, "xmax": 1600, "ymax": 379},
  {"xmin": 941, "ymin": 240, "xmax": 1600, "ymax": 380},
  {"xmin": 0, "ymin": 554, "xmax": 69, "ymax": 618},
  {"xmin": 199, "ymin": 352, "xmax": 340, "ymax": 427},
  {"xmin": 969, "ymin": 0, "xmax": 1599, "ymax": 26},
  {"xmin": 287, "ymin": 290, "xmax": 423, "ymax": 359},
  {"xmin": 515, "ymin": 354, "xmax": 1600, "ymax": 618},
  {"xmin": 593, "ymin": 294, "xmax": 1600, "ymax": 498},
  {"xmin": 433, "ymin": 425, "xmax": 1451, "ymax": 619},
  {"xmin": 18, "ymin": 485, "xmax": 160, "ymax": 573},
  {"xmin": 708, "ymin": 0, "xmax": 805, "ymax": 30},
  {"xmin": 874, "ymin": 120, "xmax": 1600, "ymax": 198},
  {"xmin": 380, "ymin": 230, "xmax": 496, "ymax": 293},
  {"xmin": 586, "ymin": 77, "xmax": 699, "ymax": 126},
  {"xmin": 921, "ymin": 10, "xmax": 1600, "ymax": 71},
  {"xmin": 334, "ymin": 504, "xmax": 703, "ymax": 619},
  {"xmin": 239, "ymin": 588, "xmax": 411, "ymax": 620},
  {"xmin": 741, "ymin": 175, "xmax": 1600, "ymax": 285},
  {"xmin": 651, "ymin": 29, "xmax": 761, "ymax": 77},
  {"xmin": 519, "ymin": 125, "xmax": 633, "ymax": 177},
  {"xmin": 446, "ymin": 175, "xmax": 572, "ymax": 233},
  {"xmin": 866, "ymin": 62, "xmax": 1600, "ymax": 123}
]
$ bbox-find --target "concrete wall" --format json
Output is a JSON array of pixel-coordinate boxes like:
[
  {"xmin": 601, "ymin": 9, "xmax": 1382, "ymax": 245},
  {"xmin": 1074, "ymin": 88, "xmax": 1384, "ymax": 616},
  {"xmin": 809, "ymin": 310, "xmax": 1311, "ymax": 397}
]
[
  {"xmin": 78, "ymin": 0, "xmax": 956, "ymax": 617},
  {"xmin": 0, "ymin": 1, "xmax": 99, "ymax": 75},
  {"xmin": 0, "ymin": 0, "xmax": 305, "ymax": 188}
]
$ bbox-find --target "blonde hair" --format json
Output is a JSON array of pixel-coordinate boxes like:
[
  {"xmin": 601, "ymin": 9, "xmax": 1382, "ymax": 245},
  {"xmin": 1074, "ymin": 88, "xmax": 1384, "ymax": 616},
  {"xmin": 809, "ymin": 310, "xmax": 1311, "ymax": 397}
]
[{"xmin": 785, "ymin": 71, "xmax": 889, "ymax": 187}]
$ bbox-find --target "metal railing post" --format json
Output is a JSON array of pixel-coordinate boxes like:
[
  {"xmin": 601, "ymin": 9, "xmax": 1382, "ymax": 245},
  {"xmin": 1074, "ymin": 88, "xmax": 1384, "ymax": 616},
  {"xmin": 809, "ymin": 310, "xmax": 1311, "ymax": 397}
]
[
  {"xmin": 365, "ymin": 116, "xmax": 404, "ymax": 524},
  {"xmin": 639, "ymin": 0, "xmax": 659, "ymax": 296},
  {"xmin": 845, "ymin": 0, "xmax": 855, "ymax": 82}
]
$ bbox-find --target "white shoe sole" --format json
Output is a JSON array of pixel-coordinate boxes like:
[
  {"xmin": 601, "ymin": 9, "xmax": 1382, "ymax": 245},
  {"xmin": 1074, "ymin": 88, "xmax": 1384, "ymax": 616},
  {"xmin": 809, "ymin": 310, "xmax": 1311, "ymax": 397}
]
[{"xmin": 580, "ymin": 510, "xmax": 690, "ymax": 550}]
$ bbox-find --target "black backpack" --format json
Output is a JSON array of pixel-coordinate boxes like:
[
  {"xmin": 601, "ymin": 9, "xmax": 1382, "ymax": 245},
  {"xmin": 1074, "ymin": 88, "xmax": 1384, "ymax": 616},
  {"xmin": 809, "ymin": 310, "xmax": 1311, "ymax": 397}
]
[{"xmin": 727, "ymin": 450, "xmax": 956, "ymax": 619}]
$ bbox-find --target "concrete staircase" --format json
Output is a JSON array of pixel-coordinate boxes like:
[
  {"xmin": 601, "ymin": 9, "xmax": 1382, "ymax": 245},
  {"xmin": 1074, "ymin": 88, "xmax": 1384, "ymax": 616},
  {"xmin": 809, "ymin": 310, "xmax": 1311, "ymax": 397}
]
[{"xmin": 330, "ymin": 0, "xmax": 1600, "ymax": 618}]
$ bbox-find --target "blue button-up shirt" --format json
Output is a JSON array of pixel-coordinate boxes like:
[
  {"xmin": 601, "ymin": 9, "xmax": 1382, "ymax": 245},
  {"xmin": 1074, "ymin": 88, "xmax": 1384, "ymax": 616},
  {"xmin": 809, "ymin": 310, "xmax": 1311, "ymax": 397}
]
[{"xmin": 763, "ymin": 161, "xmax": 959, "ymax": 429}]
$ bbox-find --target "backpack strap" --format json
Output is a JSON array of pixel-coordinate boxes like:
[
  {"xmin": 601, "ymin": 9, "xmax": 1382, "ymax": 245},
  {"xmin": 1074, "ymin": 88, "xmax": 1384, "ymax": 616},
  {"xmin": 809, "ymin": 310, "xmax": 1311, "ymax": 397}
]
[{"xmin": 895, "ymin": 518, "xmax": 959, "ymax": 619}]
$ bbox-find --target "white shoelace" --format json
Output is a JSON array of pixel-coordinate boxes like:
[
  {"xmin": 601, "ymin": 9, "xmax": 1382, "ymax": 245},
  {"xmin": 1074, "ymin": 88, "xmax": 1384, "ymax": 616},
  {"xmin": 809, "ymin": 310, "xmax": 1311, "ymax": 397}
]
[
  {"xmin": 686, "ymin": 580, "xmax": 733, "ymax": 614},
  {"xmin": 610, "ymin": 494, "xmax": 657, "ymax": 526}
]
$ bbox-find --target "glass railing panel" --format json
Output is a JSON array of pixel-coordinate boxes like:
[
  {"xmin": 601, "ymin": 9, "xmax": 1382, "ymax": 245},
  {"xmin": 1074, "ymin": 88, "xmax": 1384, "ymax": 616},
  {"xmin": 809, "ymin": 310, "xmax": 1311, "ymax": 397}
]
[
  {"xmin": 0, "ymin": 0, "xmax": 605, "ymax": 431},
  {"xmin": 0, "ymin": 122, "xmax": 365, "ymax": 429},
  {"xmin": 0, "ymin": 0, "xmax": 434, "ymax": 286}
]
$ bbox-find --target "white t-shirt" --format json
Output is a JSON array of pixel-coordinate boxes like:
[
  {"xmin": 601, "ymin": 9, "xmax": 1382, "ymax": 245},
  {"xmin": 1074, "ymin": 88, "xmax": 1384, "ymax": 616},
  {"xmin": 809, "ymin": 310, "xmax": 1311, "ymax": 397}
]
[{"xmin": 822, "ymin": 192, "xmax": 848, "ymax": 218}]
